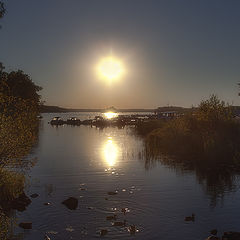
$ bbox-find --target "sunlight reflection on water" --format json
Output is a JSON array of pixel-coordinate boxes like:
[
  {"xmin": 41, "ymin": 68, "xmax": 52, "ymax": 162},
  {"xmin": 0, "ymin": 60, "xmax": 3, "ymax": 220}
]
[{"xmin": 102, "ymin": 137, "xmax": 119, "ymax": 167}]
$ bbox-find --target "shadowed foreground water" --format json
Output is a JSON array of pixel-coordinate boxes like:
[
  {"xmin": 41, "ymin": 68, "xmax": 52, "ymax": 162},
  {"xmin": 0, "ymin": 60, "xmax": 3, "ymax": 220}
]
[{"xmin": 16, "ymin": 113, "xmax": 240, "ymax": 240}]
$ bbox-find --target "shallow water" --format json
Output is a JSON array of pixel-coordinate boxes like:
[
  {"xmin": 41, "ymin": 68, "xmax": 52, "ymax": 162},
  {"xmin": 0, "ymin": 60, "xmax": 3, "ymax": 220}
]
[{"xmin": 17, "ymin": 113, "xmax": 240, "ymax": 240}]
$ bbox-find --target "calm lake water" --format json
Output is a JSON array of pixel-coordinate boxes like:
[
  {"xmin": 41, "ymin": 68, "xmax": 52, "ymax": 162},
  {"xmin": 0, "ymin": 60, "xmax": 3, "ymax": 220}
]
[{"xmin": 17, "ymin": 113, "xmax": 240, "ymax": 240}]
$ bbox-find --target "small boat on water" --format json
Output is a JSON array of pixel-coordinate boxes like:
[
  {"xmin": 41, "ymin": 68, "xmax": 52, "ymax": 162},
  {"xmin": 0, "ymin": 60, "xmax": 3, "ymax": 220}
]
[
  {"xmin": 50, "ymin": 117, "xmax": 65, "ymax": 125},
  {"xmin": 66, "ymin": 117, "xmax": 81, "ymax": 125}
]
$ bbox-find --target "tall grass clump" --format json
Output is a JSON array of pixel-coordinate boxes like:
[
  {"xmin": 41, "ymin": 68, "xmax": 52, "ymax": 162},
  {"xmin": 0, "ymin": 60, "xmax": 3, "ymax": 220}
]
[{"xmin": 143, "ymin": 95, "xmax": 240, "ymax": 168}]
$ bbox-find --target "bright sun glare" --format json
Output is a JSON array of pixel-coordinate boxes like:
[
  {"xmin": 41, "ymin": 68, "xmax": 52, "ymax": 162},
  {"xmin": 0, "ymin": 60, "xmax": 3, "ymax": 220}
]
[
  {"xmin": 104, "ymin": 112, "xmax": 118, "ymax": 119},
  {"xmin": 97, "ymin": 56, "xmax": 124, "ymax": 83}
]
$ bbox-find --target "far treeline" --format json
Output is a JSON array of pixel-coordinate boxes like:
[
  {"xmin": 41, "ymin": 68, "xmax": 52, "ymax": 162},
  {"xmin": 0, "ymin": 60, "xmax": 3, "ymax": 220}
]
[{"xmin": 0, "ymin": 64, "xmax": 42, "ymax": 239}]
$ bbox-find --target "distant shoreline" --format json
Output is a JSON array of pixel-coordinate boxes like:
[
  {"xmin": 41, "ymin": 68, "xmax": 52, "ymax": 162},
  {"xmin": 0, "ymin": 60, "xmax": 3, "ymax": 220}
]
[
  {"xmin": 40, "ymin": 105, "xmax": 155, "ymax": 113},
  {"xmin": 40, "ymin": 105, "xmax": 240, "ymax": 115}
]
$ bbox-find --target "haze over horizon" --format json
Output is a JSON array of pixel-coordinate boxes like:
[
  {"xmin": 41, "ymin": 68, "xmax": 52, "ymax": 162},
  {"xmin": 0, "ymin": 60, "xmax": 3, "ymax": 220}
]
[{"xmin": 1, "ymin": 0, "xmax": 240, "ymax": 109}]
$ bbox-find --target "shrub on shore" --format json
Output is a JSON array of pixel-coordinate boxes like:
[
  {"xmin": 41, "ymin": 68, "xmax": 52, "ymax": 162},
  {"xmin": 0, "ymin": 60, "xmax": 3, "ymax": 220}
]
[{"xmin": 138, "ymin": 95, "xmax": 240, "ymax": 168}]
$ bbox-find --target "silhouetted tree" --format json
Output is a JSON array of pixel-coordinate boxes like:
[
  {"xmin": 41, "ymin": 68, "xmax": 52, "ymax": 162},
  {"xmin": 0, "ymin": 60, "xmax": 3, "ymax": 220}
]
[
  {"xmin": 0, "ymin": 70, "xmax": 42, "ymax": 107},
  {"xmin": 0, "ymin": 1, "xmax": 5, "ymax": 19},
  {"xmin": 0, "ymin": 1, "xmax": 5, "ymax": 29}
]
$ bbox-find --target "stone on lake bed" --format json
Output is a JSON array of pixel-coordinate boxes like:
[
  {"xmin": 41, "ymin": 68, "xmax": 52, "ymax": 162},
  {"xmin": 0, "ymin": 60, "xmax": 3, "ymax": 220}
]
[
  {"xmin": 19, "ymin": 222, "xmax": 32, "ymax": 229},
  {"xmin": 62, "ymin": 197, "xmax": 78, "ymax": 210},
  {"xmin": 44, "ymin": 202, "xmax": 51, "ymax": 206}
]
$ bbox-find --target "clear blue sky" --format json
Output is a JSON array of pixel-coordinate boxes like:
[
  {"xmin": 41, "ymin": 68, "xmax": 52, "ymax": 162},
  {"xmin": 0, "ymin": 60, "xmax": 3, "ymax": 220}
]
[{"xmin": 1, "ymin": 0, "xmax": 240, "ymax": 108}]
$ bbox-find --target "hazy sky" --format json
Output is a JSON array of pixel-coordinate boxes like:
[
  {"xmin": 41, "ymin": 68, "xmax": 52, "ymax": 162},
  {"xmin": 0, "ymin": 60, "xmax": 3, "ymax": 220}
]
[{"xmin": 1, "ymin": 0, "xmax": 240, "ymax": 108}]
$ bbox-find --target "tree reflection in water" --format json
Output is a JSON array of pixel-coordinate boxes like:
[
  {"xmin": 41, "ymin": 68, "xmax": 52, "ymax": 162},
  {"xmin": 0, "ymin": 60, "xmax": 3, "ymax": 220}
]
[{"xmin": 140, "ymin": 145, "xmax": 239, "ymax": 207}]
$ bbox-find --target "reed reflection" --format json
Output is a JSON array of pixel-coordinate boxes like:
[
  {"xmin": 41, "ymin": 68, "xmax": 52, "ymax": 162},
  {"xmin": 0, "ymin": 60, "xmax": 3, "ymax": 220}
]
[{"xmin": 102, "ymin": 137, "xmax": 119, "ymax": 167}]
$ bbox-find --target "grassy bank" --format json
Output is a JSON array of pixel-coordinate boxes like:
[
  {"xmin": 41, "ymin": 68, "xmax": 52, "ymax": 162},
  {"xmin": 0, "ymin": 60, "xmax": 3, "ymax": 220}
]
[{"xmin": 136, "ymin": 95, "xmax": 240, "ymax": 169}]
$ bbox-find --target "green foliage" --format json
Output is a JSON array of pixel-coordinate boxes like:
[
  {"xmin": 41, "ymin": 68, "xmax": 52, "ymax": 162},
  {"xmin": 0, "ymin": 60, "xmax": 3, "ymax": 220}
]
[
  {"xmin": 0, "ymin": 94, "xmax": 39, "ymax": 168},
  {"xmin": 0, "ymin": 68, "xmax": 40, "ymax": 238},
  {"xmin": 141, "ymin": 95, "xmax": 240, "ymax": 167},
  {"xmin": 0, "ymin": 210, "xmax": 10, "ymax": 240}
]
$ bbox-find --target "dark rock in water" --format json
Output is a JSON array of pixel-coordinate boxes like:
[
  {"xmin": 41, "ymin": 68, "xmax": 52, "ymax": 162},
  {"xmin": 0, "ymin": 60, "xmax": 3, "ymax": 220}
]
[
  {"xmin": 128, "ymin": 225, "xmax": 137, "ymax": 234},
  {"xmin": 62, "ymin": 197, "xmax": 78, "ymax": 210},
  {"xmin": 107, "ymin": 191, "xmax": 117, "ymax": 195},
  {"xmin": 184, "ymin": 213, "xmax": 195, "ymax": 222},
  {"xmin": 30, "ymin": 193, "xmax": 39, "ymax": 198},
  {"xmin": 222, "ymin": 232, "xmax": 240, "ymax": 240},
  {"xmin": 210, "ymin": 229, "xmax": 218, "ymax": 235},
  {"xmin": 100, "ymin": 229, "xmax": 108, "ymax": 236},
  {"xmin": 44, "ymin": 202, "xmax": 51, "ymax": 206},
  {"xmin": 44, "ymin": 235, "xmax": 51, "ymax": 240},
  {"xmin": 11, "ymin": 192, "xmax": 32, "ymax": 212},
  {"xmin": 205, "ymin": 236, "xmax": 220, "ymax": 240},
  {"xmin": 106, "ymin": 214, "xmax": 117, "ymax": 220},
  {"xmin": 121, "ymin": 208, "xmax": 130, "ymax": 215},
  {"xmin": 19, "ymin": 222, "xmax": 32, "ymax": 229},
  {"xmin": 113, "ymin": 220, "xmax": 126, "ymax": 227}
]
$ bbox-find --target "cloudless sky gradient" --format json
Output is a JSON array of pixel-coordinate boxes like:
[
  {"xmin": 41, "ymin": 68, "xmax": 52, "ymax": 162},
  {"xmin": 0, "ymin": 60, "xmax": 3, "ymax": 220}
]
[{"xmin": 1, "ymin": 0, "xmax": 240, "ymax": 108}]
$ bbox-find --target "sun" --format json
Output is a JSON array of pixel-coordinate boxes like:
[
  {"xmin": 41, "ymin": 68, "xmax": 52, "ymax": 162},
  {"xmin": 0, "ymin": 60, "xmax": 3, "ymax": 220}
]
[{"xmin": 97, "ymin": 56, "xmax": 124, "ymax": 83}]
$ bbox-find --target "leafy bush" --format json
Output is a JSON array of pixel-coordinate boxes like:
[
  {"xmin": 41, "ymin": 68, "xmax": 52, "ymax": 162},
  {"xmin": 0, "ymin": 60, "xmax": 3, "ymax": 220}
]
[{"xmin": 142, "ymin": 95, "xmax": 240, "ymax": 167}]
